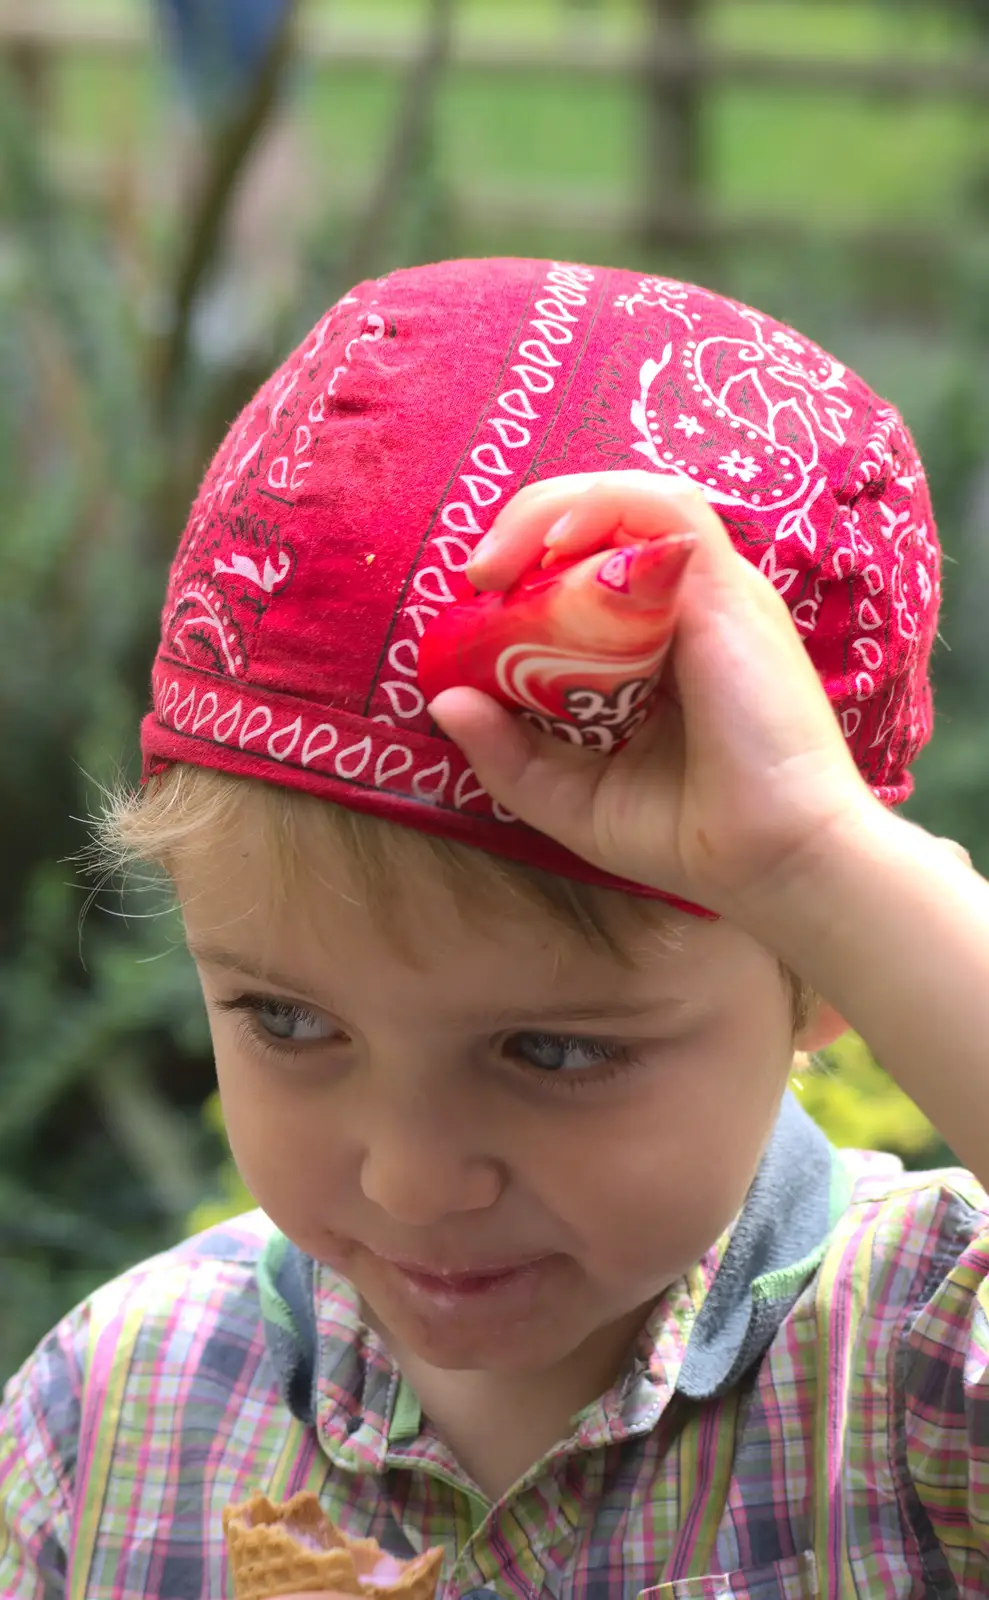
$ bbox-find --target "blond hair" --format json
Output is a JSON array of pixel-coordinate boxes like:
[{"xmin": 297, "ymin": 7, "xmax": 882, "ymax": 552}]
[{"xmin": 97, "ymin": 763, "xmax": 817, "ymax": 1032}]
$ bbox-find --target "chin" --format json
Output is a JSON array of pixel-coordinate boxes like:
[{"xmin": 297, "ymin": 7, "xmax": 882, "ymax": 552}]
[{"xmin": 384, "ymin": 1306, "xmax": 585, "ymax": 1375}]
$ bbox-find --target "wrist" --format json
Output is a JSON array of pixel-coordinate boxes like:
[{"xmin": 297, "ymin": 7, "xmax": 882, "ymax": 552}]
[{"xmin": 728, "ymin": 796, "xmax": 913, "ymax": 966}]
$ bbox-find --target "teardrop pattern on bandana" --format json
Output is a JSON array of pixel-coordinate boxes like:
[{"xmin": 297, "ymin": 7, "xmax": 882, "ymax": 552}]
[
  {"xmin": 856, "ymin": 672, "xmax": 876, "ymax": 701},
  {"xmin": 404, "ymin": 604, "xmax": 439, "ymax": 639},
  {"xmin": 433, "ymin": 535, "xmax": 473, "ymax": 572},
  {"xmin": 412, "ymin": 758, "xmax": 451, "ymax": 802},
  {"xmin": 387, "ymin": 639, "xmax": 420, "ymax": 679},
  {"xmin": 381, "ymin": 680, "xmax": 425, "ymax": 720},
  {"xmin": 375, "ymin": 744, "xmax": 414, "ymax": 787},
  {"xmin": 366, "ymin": 262, "xmax": 599, "ymax": 738},
  {"xmin": 301, "ymin": 723, "xmax": 339, "ymax": 766},
  {"xmin": 239, "ymin": 706, "xmax": 273, "ymax": 748},
  {"xmin": 150, "ymin": 669, "xmax": 505, "ymax": 826},
  {"xmin": 192, "ymin": 691, "xmax": 218, "ymax": 734},
  {"xmin": 454, "ymin": 767, "xmax": 488, "ymax": 811},
  {"xmin": 853, "ymin": 638, "xmax": 883, "ymax": 672},
  {"xmin": 471, "ymin": 442, "xmax": 513, "ymax": 477},
  {"xmin": 268, "ymin": 717, "xmax": 303, "ymax": 762},
  {"xmin": 174, "ymin": 689, "xmax": 196, "ymax": 731},
  {"xmin": 213, "ymin": 701, "xmax": 243, "ymax": 744},
  {"xmin": 413, "ymin": 567, "xmax": 457, "ymax": 605},
  {"xmin": 336, "ymin": 738, "xmax": 373, "ymax": 780}
]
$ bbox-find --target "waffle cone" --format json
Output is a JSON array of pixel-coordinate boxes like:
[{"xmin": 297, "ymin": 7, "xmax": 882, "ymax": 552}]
[{"xmin": 223, "ymin": 1493, "xmax": 444, "ymax": 1600}]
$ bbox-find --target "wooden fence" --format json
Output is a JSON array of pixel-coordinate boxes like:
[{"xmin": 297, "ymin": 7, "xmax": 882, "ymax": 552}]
[{"xmin": 1, "ymin": 0, "xmax": 987, "ymax": 263}]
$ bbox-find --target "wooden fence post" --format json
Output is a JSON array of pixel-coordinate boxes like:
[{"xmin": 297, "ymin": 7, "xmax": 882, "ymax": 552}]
[
  {"xmin": 641, "ymin": 0, "xmax": 705, "ymax": 250},
  {"xmin": 3, "ymin": 32, "xmax": 52, "ymax": 120}
]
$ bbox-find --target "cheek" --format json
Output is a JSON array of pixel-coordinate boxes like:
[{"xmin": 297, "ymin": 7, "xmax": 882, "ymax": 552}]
[
  {"xmin": 212, "ymin": 1045, "xmax": 346, "ymax": 1218},
  {"xmin": 535, "ymin": 1024, "xmax": 793, "ymax": 1275}
]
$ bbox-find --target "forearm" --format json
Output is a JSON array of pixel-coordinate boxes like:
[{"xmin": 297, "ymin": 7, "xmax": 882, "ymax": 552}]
[{"xmin": 749, "ymin": 805, "xmax": 989, "ymax": 1184}]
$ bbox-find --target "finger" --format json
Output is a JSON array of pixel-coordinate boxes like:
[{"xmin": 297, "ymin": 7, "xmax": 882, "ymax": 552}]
[
  {"xmin": 469, "ymin": 471, "xmax": 736, "ymax": 594},
  {"xmin": 542, "ymin": 472, "xmax": 725, "ymax": 557},
  {"xmin": 427, "ymin": 688, "xmax": 615, "ymax": 872},
  {"xmin": 467, "ymin": 473, "xmax": 606, "ymax": 590}
]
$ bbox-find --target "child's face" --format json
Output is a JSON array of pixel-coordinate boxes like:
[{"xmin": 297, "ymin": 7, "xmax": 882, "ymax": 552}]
[{"xmin": 180, "ymin": 821, "xmax": 808, "ymax": 1381}]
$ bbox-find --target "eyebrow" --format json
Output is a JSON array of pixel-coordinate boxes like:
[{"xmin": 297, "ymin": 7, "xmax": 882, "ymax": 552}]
[
  {"xmin": 488, "ymin": 1000, "xmax": 682, "ymax": 1026},
  {"xmin": 188, "ymin": 943, "xmax": 683, "ymax": 1025},
  {"xmin": 188, "ymin": 944, "xmax": 320, "ymax": 998}
]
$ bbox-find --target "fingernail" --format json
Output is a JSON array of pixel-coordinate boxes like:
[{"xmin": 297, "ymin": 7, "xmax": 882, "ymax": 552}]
[
  {"xmin": 544, "ymin": 511, "xmax": 574, "ymax": 546},
  {"xmin": 626, "ymin": 533, "xmax": 696, "ymax": 602}
]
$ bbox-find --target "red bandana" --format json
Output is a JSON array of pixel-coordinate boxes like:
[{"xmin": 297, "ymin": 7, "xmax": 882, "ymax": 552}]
[{"xmin": 141, "ymin": 258, "xmax": 941, "ymax": 908}]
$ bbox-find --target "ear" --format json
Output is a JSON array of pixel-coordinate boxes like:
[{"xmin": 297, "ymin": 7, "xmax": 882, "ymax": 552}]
[{"xmin": 795, "ymin": 998, "xmax": 848, "ymax": 1055}]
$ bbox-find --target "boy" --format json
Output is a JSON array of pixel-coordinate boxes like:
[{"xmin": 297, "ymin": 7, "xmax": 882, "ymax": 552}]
[{"xmin": 3, "ymin": 257, "xmax": 989, "ymax": 1599}]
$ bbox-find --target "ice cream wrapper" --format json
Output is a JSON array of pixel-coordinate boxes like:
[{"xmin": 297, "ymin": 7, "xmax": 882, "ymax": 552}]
[{"xmin": 418, "ymin": 530, "xmax": 695, "ymax": 752}]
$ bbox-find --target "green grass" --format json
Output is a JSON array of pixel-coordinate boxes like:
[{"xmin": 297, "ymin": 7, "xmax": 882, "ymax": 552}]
[
  {"xmin": 711, "ymin": 0, "xmax": 975, "ymax": 59},
  {"xmin": 714, "ymin": 91, "xmax": 982, "ymax": 223},
  {"xmin": 44, "ymin": 0, "xmax": 989, "ymax": 232}
]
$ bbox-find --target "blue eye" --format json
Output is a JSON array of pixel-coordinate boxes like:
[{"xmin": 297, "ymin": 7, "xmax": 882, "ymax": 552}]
[
  {"xmin": 217, "ymin": 995, "xmax": 333, "ymax": 1046},
  {"xmin": 507, "ymin": 1032, "xmax": 624, "ymax": 1074},
  {"xmin": 254, "ymin": 1001, "xmax": 329, "ymax": 1042}
]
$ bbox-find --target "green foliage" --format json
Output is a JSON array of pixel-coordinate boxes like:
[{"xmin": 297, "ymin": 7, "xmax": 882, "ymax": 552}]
[
  {"xmin": 186, "ymin": 1095, "xmax": 255, "ymax": 1234},
  {"xmin": 0, "ymin": 58, "xmax": 202, "ymax": 1381},
  {"xmin": 792, "ymin": 1036, "xmax": 952, "ymax": 1171}
]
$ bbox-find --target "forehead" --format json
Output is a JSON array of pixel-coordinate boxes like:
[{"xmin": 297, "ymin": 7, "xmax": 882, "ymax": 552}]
[
  {"xmin": 174, "ymin": 808, "xmax": 771, "ymax": 1023},
  {"xmin": 177, "ymin": 814, "xmax": 624, "ymax": 980}
]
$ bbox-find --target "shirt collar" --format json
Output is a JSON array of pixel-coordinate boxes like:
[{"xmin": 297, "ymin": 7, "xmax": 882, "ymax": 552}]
[
  {"xmin": 675, "ymin": 1091, "xmax": 851, "ymax": 1400},
  {"xmin": 260, "ymin": 1093, "xmax": 848, "ymax": 1464}
]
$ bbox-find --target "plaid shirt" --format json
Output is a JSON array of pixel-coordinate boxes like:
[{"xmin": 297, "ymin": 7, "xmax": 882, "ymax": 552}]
[{"xmin": 4, "ymin": 1097, "xmax": 989, "ymax": 1600}]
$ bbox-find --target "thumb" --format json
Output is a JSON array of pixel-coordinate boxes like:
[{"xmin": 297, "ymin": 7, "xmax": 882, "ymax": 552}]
[{"xmin": 428, "ymin": 688, "xmax": 612, "ymax": 865}]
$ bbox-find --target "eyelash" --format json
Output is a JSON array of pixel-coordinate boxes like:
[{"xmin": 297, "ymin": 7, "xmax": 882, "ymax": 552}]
[
  {"xmin": 508, "ymin": 1033, "xmax": 638, "ymax": 1092},
  {"xmin": 214, "ymin": 994, "xmax": 641, "ymax": 1092},
  {"xmin": 215, "ymin": 996, "xmax": 326, "ymax": 1057}
]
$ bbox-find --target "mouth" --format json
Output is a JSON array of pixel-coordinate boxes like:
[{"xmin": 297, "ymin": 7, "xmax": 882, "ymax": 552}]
[{"xmin": 377, "ymin": 1252, "xmax": 552, "ymax": 1300}]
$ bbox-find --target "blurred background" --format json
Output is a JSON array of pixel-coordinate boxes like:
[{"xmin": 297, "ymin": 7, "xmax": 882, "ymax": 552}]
[{"xmin": 1, "ymin": 0, "xmax": 988, "ymax": 1383}]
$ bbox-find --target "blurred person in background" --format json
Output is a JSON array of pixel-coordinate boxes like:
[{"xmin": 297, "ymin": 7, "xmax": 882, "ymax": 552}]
[
  {"xmin": 154, "ymin": 0, "xmax": 315, "ymax": 362},
  {"xmin": 158, "ymin": 0, "xmax": 292, "ymax": 117}
]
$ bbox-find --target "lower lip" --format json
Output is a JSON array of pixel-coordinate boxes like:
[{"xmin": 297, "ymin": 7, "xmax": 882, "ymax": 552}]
[{"xmin": 382, "ymin": 1258, "xmax": 548, "ymax": 1306}]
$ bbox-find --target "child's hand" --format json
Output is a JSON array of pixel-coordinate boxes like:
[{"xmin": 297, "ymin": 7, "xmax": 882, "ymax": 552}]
[{"xmin": 428, "ymin": 471, "xmax": 878, "ymax": 926}]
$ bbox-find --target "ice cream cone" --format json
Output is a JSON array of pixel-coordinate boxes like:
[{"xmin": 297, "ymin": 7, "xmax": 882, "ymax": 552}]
[{"xmin": 223, "ymin": 1493, "xmax": 444, "ymax": 1600}]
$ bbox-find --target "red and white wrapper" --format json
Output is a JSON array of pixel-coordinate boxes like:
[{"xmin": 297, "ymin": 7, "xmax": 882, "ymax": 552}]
[{"xmin": 418, "ymin": 534, "xmax": 695, "ymax": 753}]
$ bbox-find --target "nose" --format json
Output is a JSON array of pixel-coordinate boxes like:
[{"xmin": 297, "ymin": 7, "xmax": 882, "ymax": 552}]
[{"xmin": 359, "ymin": 1102, "xmax": 503, "ymax": 1226}]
